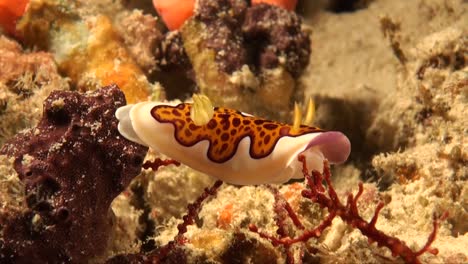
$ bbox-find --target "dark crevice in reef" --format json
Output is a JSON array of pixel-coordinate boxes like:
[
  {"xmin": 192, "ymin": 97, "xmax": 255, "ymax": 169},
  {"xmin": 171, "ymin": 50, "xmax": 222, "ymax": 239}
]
[
  {"xmin": 130, "ymin": 181, "xmax": 157, "ymax": 253},
  {"xmin": 326, "ymin": 0, "xmax": 373, "ymax": 13},
  {"xmin": 363, "ymin": 167, "xmax": 394, "ymax": 191},
  {"xmin": 121, "ymin": 0, "xmax": 156, "ymax": 16},
  {"xmin": 313, "ymin": 95, "xmax": 382, "ymax": 170},
  {"xmin": 312, "ymin": 94, "xmax": 403, "ymax": 191},
  {"xmin": 152, "ymin": 31, "xmax": 197, "ymax": 101}
]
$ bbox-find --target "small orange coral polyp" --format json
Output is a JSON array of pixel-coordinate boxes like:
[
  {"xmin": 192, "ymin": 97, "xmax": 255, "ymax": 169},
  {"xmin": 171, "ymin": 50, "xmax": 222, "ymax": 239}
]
[
  {"xmin": 396, "ymin": 165, "xmax": 421, "ymax": 184},
  {"xmin": 217, "ymin": 203, "xmax": 234, "ymax": 229},
  {"xmin": 152, "ymin": 0, "xmax": 195, "ymax": 30},
  {"xmin": 282, "ymin": 182, "xmax": 303, "ymax": 209}
]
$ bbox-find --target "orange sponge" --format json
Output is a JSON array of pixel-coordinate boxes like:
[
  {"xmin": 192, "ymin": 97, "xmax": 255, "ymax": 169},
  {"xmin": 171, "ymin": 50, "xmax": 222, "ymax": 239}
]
[
  {"xmin": 152, "ymin": 0, "xmax": 195, "ymax": 31},
  {"xmin": 0, "ymin": 0, "xmax": 29, "ymax": 35}
]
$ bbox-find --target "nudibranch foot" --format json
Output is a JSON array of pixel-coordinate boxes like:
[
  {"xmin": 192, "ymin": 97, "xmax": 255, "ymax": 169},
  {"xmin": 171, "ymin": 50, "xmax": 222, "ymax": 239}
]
[{"xmin": 116, "ymin": 100, "xmax": 351, "ymax": 185}]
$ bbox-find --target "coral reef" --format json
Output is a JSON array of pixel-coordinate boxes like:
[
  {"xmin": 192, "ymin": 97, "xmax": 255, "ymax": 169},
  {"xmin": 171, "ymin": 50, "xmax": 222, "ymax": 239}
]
[
  {"xmin": 106, "ymin": 160, "xmax": 446, "ymax": 264},
  {"xmin": 243, "ymin": 3, "xmax": 310, "ymax": 78},
  {"xmin": 250, "ymin": 160, "xmax": 447, "ymax": 264},
  {"xmin": 129, "ymin": 153, "xmax": 215, "ymax": 253},
  {"xmin": 111, "ymin": 3, "xmax": 465, "ymax": 263},
  {"xmin": 152, "ymin": 180, "xmax": 224, "ymax": 263},
  {"xmin": 107, "ymin": 189, "xmax": 145, "ymax": 257},
  {"xmin": 17, "ymin": 0, "xmax": 153, "ymax": 103},
  {"xmin": 367, "ymin": 24, "xmax": 468, "ymax": 263},
  {"xmin": 0, "ymin": 85, "xmax": 148, "ymax": 263},
  {"xmin": 152, "ymin": 31, "xmax": 196, "ymax": 99},
  {"xmin": 114, "ymin": 9, "xmax": 160, "ymax": 74},
  {"xmin": 0, "ymin": 155, "xmax": 26, "ymax": 230},
  {"xmin": 302, "ymin": 1, "xmax": 467, "ymax": 263},
  {"xmin": 0, "ymin": 35, "xmax": 69, "ymax": 145},
  {"xmin": 181, "ymin": 0, "xmax": 311, "ymax": 120},
  {"xmin": 0, "ymin": 0, "xmax": 466, "ymax": 263}
]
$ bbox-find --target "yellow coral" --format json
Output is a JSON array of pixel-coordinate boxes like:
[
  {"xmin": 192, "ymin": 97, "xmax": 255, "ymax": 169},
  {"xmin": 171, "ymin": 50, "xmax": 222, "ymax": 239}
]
[{"xmin": 18, "ymin": 0, "xmax": 151, "ymax": 103}]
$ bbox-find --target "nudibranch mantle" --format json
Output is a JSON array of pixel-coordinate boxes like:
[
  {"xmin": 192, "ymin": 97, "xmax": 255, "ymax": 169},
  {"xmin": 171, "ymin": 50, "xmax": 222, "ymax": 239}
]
[{"xmin": 116, "ymin": 102, "xmax": 351, "ymax": 185}]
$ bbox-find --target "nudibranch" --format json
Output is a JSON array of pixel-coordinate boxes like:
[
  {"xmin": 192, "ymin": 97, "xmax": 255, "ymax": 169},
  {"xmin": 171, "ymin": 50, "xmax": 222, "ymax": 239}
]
[{"xmin": 116, "ymin": 96, "xmax": 351, "ymax": 185}]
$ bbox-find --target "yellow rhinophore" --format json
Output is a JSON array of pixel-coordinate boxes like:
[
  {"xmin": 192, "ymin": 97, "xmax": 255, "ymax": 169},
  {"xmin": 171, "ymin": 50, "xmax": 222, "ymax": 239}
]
[
  {"xmin": 292, "ymin": 102, "xmax": 302, "ymax": 133},
  {"xmin": 190, "ymin": 94, "xmax": 214, "ymax": 126},
  {"xmin": 304, "ymin": 97, "xmax": 315, "ymax": 126},
  {"xmin": 292, "ymin": 97, "xmax": 315, "ymax": 133}
]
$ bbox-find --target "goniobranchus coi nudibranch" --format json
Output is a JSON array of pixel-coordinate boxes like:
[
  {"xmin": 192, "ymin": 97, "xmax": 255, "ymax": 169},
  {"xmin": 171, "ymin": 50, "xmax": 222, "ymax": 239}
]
[{"xmin": 116, "ymin": 99, "xmax": 351, "ymax": 185}]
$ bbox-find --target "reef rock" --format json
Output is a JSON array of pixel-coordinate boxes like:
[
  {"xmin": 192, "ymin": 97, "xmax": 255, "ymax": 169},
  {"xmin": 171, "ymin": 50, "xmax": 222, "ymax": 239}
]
[{"xmin": 0, "ymin": 85, "xmax": 148, "ymax": 263}]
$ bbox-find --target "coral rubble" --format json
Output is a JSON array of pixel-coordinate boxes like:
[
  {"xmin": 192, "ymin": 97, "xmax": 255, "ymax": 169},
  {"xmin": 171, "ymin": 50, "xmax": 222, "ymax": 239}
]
[
  {"xmin": 181, "ymin": 0, "xmax": 311, "ymax": 120},
  {"xmin": 368, "ymin": 25, "xmax": 467, "ymax": 263},
  {"xmin": 17, "ymin": 0, "xmax": 153, "ymax": 103},
  {"xmin": 114, "ymin": 10, "xmax": 160, "ymax": 74},
  {"xmin": 0, "ymin": 35, "xmax": 69, "ymax": 145},
  {"xmin": 251, "ymin": 159, "xmax": 447, "ymax": 264},
  {"xmin": 0, "ymin": 85, "xmax": 148, "ymax": 263}
]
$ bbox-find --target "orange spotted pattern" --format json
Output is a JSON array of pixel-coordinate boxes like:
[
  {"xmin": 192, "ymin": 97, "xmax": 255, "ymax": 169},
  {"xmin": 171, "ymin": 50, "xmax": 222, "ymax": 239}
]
[{"xmin": 151, "ymin": 104, "xmax": 323, "ymax": 163}]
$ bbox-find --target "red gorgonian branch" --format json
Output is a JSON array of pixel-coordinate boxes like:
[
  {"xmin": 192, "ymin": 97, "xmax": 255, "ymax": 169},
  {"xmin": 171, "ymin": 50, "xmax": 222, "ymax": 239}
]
[
  {"xmin": 250, "ymin": 156, "xmax": 448, "ymax": 264},
  {"xmin": 152, "ymin": 180, "xmax": 224, "ymax": 263},
  {"xmin": 264, "ymin": 185, "xmax": 306, "ymax": 264},
  {"xmin": 143, "ymin": 158, "xmax": 181, "ymax": 171},
  {"xmin": 132, "ymin": 158, "xmax": 223, "ymax": 263}
]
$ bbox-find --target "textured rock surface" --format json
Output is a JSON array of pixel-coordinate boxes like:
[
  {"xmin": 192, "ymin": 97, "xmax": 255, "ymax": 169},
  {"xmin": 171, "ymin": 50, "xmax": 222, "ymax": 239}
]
[
  {"xmin": 0, "ymin": 35, "xmax": 69, "ymax": 145},
  {"xmin": 0, "ymin": 85, "xmax": 148, "ymax": 263},
  {"xmin": 181, "ymin": 1, "xmax": 311, "ymax": 120},
  {"xmin": 243, "ymin": 3, "xmax": 311, "ymax": 77}
]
